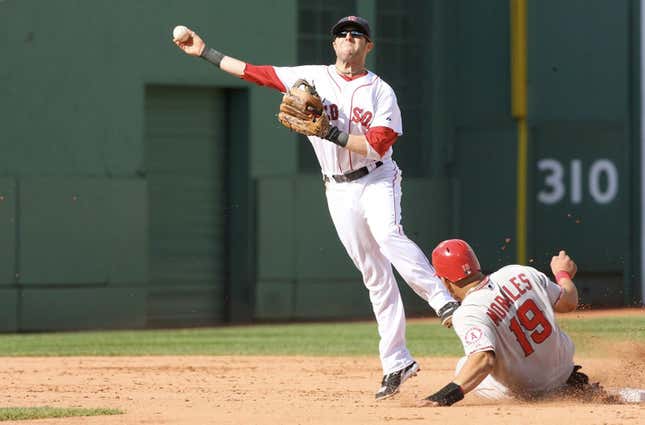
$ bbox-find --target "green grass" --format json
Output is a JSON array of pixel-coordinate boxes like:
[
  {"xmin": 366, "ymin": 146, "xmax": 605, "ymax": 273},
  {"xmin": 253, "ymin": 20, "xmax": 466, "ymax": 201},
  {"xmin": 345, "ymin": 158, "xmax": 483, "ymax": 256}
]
[
  {"xmin": 0, "ymin": 316, "xmax": 641, "ymax": 357},
  {"xmin": 559, "ymin": 316, "xmax": 645, "ymax": 355},
  {"xmin": 0, "ymin": 407, "xmax": 123, "ymax": 421},
  {"xmin": 559, "ymin": 316, "xmax": 645, "ymax": 339},
  {"xmin": 0, "ymin": 323, "xmax": 392, "ymax": 356}
]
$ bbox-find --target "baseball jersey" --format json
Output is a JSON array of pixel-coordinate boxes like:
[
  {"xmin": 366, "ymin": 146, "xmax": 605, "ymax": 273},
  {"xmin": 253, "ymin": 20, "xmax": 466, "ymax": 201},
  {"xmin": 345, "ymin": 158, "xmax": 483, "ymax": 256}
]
[
  {"xmin": 452, "ymin": 265, "xmax": 575, "ymax": 395},
  {"xmin": 247, "ymin": 64, "xmax": 403, "ymax": 175}
]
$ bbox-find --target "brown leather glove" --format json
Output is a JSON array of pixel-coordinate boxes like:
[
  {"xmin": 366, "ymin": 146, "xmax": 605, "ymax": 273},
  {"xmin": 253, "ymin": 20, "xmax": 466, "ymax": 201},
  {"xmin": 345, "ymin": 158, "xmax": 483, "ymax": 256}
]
[{"xmin": 278, "ymin": 79, "xmax": 330, "ymax": 138}]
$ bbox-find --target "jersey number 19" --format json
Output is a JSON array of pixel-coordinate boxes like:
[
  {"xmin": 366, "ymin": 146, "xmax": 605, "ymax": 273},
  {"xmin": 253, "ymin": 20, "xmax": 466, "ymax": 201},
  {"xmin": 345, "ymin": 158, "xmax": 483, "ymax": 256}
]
[{"xmin": 508, "ymin": 299, "xmax": 553, "ymax": 356}]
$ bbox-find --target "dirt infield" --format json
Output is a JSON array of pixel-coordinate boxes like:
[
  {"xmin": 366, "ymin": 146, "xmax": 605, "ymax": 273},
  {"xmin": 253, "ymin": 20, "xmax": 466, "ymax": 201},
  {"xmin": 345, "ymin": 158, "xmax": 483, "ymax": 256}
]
[{"xmin": 1, "ymin": 309, "xmax": 643, "ymax": 425}]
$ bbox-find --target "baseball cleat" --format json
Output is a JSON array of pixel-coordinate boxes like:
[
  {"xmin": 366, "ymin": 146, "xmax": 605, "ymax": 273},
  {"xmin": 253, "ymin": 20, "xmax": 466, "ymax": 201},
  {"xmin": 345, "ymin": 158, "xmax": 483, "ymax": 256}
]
[
  {"xmin": 375, "ymin": 361, "xmax": 420, "ymax": 400},
  {"xmin": 438, "ymin": 301, "xmax": 460, "ymax": 328}
]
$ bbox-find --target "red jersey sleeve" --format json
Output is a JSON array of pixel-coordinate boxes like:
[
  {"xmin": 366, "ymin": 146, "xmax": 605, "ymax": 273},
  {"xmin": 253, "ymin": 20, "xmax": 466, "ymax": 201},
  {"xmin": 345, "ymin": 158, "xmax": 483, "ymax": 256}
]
[
  {"xmin": 365, "ymin": 126, "xmax": 398, "ymax": 157},
  {"xmin": 241, "ymin": 64, "xmax": 286, "ymax": 92}
]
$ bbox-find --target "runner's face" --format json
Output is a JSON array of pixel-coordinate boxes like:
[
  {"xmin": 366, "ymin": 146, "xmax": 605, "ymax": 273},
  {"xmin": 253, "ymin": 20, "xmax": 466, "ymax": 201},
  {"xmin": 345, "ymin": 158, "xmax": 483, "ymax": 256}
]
[{"xmin": 442, "ymin": 278, "xmax": 459, "ymax": 300}]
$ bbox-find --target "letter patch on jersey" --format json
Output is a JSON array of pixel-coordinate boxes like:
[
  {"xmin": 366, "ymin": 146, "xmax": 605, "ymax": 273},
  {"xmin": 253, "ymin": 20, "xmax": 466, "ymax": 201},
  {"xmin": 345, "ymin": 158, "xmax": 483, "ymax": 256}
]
[
  {"xmin": 323, "ymin": 103, "xmax": 339, "ymax": 121},
  {"xmin": 351, "ymin": 107, "xmax": 374, "ymax": 128}
]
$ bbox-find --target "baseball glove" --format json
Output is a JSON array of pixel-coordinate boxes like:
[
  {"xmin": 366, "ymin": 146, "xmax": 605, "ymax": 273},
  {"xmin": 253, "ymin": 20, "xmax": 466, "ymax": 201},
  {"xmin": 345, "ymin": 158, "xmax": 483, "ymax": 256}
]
[{"xmin": 278, "ymin": 79, "xmax": 330, "ymax": 138}]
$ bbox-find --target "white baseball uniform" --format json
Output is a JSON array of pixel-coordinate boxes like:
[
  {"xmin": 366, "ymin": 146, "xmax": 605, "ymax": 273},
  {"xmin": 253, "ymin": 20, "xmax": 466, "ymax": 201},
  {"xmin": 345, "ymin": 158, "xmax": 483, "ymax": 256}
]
[
  {"xmin": 243, "ymin": 64, "xmax": 456, "ymax": 374},
  {"xmin": 453, "ymin": 265, "xmax": 575, "ymax": 399}
]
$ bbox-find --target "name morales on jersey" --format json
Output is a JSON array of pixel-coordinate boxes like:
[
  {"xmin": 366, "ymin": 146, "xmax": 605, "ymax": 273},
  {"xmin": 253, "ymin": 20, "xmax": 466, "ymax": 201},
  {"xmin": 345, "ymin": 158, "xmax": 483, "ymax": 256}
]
[
  {"xmin": 486, "ymin": 273, "xmax": 534, "ymax": 326},
  {"xmin": 323, "ymin": 104, "xmax": 374, "ymax": 128}
]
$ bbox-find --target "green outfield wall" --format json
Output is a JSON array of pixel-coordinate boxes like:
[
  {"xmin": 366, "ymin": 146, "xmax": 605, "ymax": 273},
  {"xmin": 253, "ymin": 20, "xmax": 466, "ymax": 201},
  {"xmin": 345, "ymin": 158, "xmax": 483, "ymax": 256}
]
[
  {"xmin": 0, "ymin": 0, "xmax": 640, "ymax": 331},
  {"xmin": 526, "ymin": 1, "xmax": 636, "ymax": 304},
  {"xmin": 1, "ymin": 0, "xmax": 298, "ymax": 330}
]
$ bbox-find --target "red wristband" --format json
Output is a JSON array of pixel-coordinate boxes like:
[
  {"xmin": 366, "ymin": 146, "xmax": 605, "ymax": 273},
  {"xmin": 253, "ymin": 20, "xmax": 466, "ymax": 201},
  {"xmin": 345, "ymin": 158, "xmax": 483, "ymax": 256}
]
[{"xmin": 555, "ymin": 271, "xmax": 572, "ymax": 283}]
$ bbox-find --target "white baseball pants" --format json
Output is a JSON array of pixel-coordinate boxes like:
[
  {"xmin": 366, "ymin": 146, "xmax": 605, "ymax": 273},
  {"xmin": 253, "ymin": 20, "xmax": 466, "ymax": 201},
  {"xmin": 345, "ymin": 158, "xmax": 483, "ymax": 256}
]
[{"xmin": 324, "ymin": 160, "xmax": 456, "ymax": 374}]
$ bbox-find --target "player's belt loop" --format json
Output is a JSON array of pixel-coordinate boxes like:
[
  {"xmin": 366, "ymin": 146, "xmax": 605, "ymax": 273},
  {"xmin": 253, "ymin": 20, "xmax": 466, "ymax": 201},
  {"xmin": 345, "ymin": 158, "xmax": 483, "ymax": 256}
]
[{"xmin": 322, "ymin": 161, "xmax": 383, "ymax": 183}]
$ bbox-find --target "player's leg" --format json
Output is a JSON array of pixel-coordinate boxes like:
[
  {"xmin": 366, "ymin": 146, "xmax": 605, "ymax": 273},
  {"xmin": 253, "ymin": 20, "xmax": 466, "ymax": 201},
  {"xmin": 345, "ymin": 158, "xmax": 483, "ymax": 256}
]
[
  {"xmin": 325, "ymin": 181, "xmax": 418, "ymax": 398},
  {"xmin": 325, "ymin": 181, "xmax": 412, "ymax": 373},
  {"xmin": 361, "ymin": 163, "xmax": 456, "ymax": 316},
  {"xmin": 455, "ymin": 356, "xmax": 511, "ymax": 400}
]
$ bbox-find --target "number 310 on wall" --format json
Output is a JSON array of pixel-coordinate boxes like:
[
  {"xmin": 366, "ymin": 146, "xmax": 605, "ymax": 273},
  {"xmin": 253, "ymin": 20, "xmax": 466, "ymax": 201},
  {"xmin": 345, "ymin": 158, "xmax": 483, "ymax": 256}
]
[{"xmin": 537, "ymin": 159, "xmax": 618, "ymax": 205}]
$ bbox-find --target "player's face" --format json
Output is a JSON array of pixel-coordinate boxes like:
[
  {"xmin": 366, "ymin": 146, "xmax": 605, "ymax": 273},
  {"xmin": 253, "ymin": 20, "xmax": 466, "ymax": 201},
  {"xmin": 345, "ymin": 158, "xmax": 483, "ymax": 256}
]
[
  {"xmin": 441, "ymin": 277, "xmax": 459, "ymax": 299},
  {"xmin": 332, "ymin": 28, "xmax": 373, "ymax": 63}
]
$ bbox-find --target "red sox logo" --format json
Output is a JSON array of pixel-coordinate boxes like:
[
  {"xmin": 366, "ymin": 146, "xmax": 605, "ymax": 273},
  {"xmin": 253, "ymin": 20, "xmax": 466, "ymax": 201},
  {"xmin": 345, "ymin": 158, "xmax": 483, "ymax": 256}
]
[
  {"xmin": 351, "ymin": 107, "xmax": 373, "ymax": 128},
  {"xmin": 323, "ymin": 104, "xmax": 374, "ymax": 128},
  {"xmin": 323, "ymin": 104, "xmax": 339, "ymax": 120}
]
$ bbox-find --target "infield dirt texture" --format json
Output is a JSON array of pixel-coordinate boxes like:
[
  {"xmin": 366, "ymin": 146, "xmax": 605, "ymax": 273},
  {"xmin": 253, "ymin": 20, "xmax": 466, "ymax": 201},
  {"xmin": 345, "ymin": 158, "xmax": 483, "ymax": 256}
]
[{"xmin": 1, "ymin": 309, "xmax": 643, "ymax": 425}]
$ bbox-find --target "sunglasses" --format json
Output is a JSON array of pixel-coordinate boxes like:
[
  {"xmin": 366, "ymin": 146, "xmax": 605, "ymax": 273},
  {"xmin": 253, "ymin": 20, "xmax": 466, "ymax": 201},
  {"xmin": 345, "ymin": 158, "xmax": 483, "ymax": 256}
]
[{"xmin": 335, "ymin": 30, "xmax": 366, "ymax": 38}]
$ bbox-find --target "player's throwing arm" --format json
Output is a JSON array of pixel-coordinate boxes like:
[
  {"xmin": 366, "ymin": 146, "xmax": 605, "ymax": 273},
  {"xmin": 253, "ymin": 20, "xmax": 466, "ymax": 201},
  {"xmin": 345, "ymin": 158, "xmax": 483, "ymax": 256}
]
[{"xmin": 172, "ymin": 25, "xmax": 245, "ymax": 77}]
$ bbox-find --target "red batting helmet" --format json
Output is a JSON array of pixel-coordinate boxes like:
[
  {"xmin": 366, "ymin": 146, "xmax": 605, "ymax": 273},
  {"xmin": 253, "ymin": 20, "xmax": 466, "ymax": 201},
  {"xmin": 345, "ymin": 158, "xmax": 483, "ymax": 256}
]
[{"xmin": 432, "ymin": 239, "xmax": 481, "ymax": 283}]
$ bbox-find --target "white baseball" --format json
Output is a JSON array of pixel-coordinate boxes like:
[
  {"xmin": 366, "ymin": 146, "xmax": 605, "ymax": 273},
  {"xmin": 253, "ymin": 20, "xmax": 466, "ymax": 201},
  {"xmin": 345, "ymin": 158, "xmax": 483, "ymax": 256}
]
[{"xmin": 173, "ymin": 25, "xmax": 190, "ymax": 42}]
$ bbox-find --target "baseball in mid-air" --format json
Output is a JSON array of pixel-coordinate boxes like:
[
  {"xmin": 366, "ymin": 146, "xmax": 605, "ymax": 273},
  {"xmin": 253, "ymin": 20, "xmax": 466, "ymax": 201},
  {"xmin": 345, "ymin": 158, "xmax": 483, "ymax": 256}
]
[{"xmin": 173, "ymin": 25, "xmax": 190, "ymax": 42}]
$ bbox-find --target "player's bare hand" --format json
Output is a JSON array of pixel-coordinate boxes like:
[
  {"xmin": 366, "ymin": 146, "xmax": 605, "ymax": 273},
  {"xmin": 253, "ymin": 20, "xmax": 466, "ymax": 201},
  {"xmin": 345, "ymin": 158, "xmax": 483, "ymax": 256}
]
[
  {"xmin": 550, "ymin": 250, "xmax": 577, "ymax": 279},
  {"xmin": 173, "ymin": 29, "xmax": 206, "ymax": 57},
  {"xmin": 416, "ymin": 398, "xmax": 439, "ymax": 407}
]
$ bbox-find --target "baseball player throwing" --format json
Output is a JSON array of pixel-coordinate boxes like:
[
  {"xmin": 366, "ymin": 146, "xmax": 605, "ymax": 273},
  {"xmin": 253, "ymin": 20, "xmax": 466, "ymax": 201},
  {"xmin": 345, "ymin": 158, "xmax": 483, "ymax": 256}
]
[
  {"xmin": 419, "ymin": 239, "xmax": 601, "ymax": 406},
  {"xmin": 173, "ymin": 16, "xmax": 459, "ymax": 400}
]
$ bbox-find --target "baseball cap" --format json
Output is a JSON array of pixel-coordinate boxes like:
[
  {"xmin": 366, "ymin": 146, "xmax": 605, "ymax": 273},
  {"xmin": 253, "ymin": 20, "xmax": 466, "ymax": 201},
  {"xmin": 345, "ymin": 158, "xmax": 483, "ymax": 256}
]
[{"xmin": 330, "ymin": 16, "xmax": 371, "ymax": 40}]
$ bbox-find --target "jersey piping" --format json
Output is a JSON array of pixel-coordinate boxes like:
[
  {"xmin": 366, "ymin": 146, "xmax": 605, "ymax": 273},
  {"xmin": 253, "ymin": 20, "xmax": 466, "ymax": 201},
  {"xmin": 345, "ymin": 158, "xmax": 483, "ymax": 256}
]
[{"xmin": 346, "ymin": 79, "xmax": 377, "ymax": 172}]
